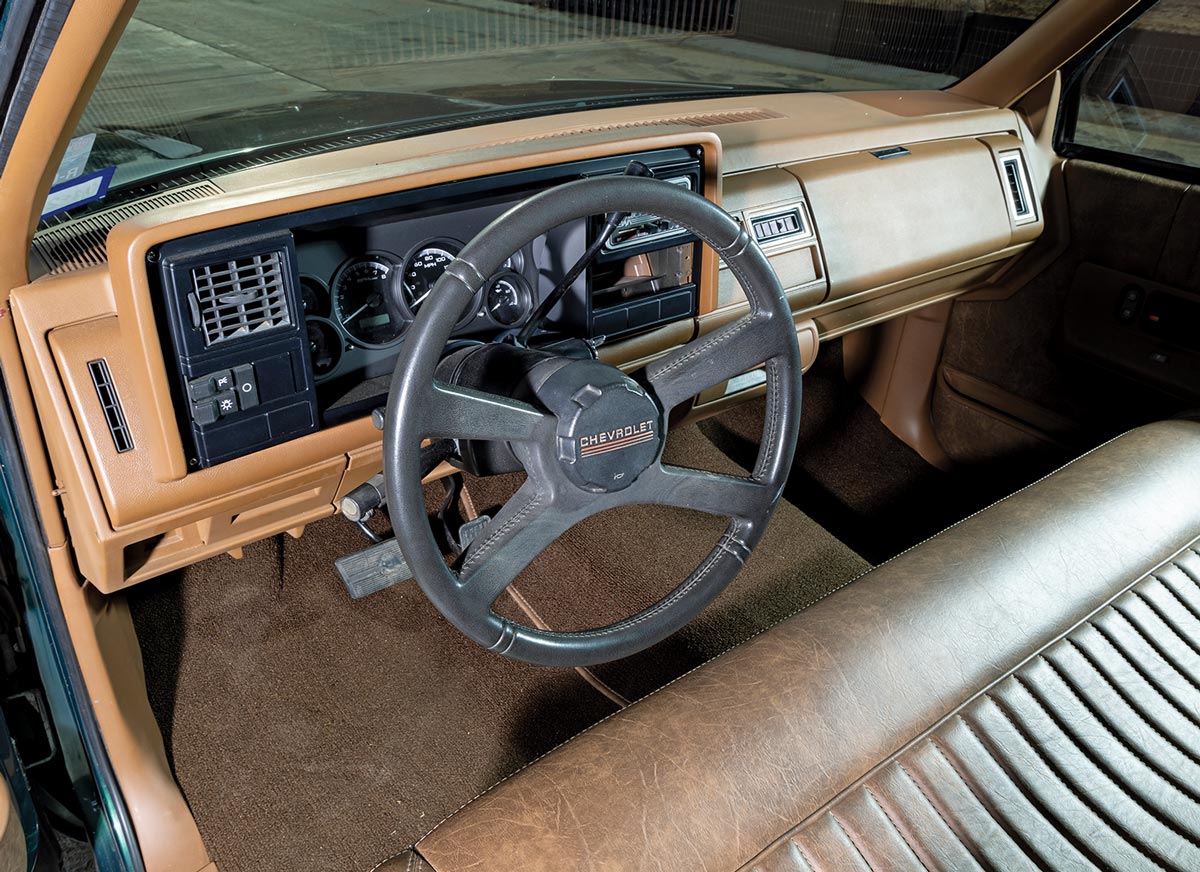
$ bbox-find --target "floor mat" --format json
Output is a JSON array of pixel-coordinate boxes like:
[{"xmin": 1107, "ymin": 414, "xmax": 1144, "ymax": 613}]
[{"xmin": 129, "ymin": 518, "xmax": 619, "ymax": 872}]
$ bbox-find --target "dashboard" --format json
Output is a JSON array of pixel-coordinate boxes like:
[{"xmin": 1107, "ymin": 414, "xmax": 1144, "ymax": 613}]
[
  {"xmin": 12, "ymin": 91, "xmax": 1048, "ymax": 594},
  {"xmin": 147, "ymin": 148, "xmax": 703, "ymax": 467}
]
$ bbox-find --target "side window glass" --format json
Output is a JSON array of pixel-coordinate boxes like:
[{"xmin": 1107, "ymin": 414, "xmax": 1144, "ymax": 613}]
[{"xmin": 1064, "ymin": 0, "xmax": 1200, "ymax": 170}]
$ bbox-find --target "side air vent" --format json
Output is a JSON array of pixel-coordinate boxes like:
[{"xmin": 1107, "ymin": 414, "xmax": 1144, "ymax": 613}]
[
  {"xmin": 87, "ymin": 359, "xmax": 134, "ymax": 453},
  {"xmin": 188, "ymin": 251, "xmax": 292, "ymax": 347},
  {"xmin": 1000, "ymin": 152, "xmax": 1034, "ymax": 221},
  {"xmin": 32, "ymin": 181, "xmax": 223, "ymax": 275}
]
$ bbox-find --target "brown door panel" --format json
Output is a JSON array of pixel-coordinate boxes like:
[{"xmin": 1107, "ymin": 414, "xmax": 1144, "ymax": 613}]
[{"xmin": 935, "ymin": 159, "xmax": 1200, "ymax": 465}]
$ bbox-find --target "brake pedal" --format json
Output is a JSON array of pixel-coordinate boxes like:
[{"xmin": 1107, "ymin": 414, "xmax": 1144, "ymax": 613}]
[{"xmin": 335, "ymin": 538, "xmax": 413, "ymax": 599}]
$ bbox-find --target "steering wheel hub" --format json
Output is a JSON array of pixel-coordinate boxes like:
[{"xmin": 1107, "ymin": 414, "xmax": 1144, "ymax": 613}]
[{"xmin": 541, "ymin": 364, "xmax": 662, "ymax": 493}]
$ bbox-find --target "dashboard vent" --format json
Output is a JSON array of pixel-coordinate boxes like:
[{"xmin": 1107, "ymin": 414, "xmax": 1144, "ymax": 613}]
[
  {"xmin": 32, "ymin": 181, "xmax": 223, "ymax": 275},
  {"xmin": 188, "ymin": 251, "xmax": 292, "ymax": 347},
  {"xmin": 1000, "ymin": 152, "xmax": 1033, "ymax": 220},
  {"xmin": 87, "ymin": 359, "xmax": 134, "ymax": 453}
]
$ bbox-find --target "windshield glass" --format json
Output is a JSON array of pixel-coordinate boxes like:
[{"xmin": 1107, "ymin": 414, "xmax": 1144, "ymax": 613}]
[{"xmin": 66, "ymin": 0, "xmax": 1054, "ymax": 200}]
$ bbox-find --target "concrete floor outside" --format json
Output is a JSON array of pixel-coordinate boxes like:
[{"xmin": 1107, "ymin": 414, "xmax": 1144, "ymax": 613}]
[{"xmin": 70, "ymin": 0, "xmax": 1200, "ymax": 187}]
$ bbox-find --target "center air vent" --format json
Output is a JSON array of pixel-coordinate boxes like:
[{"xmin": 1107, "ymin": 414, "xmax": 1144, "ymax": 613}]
[{"xmin": 188, "ymin": 251, "xmax": 292, "ymax": 347}]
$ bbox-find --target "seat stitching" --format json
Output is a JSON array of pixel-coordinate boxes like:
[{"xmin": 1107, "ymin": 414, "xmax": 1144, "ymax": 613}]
[
  {"xmin": 894, "ymin": 760, "xmax": 996, "ymax": 872},
  {"xmin": 1154, "ymin": 573, "xmax": 1200, "ymax": 628},
  {"xmin": 957, "ymin": 711, "xmax": 1127, "ymax": 872},
  {"xmin": 1076, "ymin": 628, "xmax": 1200, "ymax": 733},
  {"xmin": 924, "ymin": 737, "xmax": 1053, "ymax": 872},
  {"xmin": 981, "ymin": 693, "xmax": 1176, "ymax": 871},
  {"xmin": 365, "ymin": 850, "xmax": 412, "ymax": 872},
  {"xmin": 741, "ymin": 534, "xmax": 1200, "ymax": 872},
  {"xmin": 1106, "ymin": 607, "xmax": 1200, "ymax": 697},
  {"xmin": 1041, "ymin": 648, "xmax": 1200, "ymax": 781},
  {"xmin": 1176, "ymin": 554, "xmax": 1200, "ymax": 588},
  {"xmin": 788, "ymin": 837, "xmax": 820, "ymax": 872},
  {"xmin": 1056, "ymin": 638, "xmax": 1200, "ymax": 767},
  {"xmin": 828, "ymin": 810, "xmax": 878, "ymax": 871},
  {"xmin": 862, "ymin": 783, "xmax": 932, "ymax": 872},
  {"xmin": 1014, "ymin": 668, "xmax": 1200, "ymax": 823},
  {"xmin": 1132, "ymin": 586, "xmax": 1200, "ymax": 661}
]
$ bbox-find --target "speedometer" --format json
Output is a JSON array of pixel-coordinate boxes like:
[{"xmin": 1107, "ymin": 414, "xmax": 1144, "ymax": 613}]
[
  {"xmin": 332, "ymin": 252, "xmax": 407, "ymax": 347},
  {"xmin": 402, "ymin": 239, "xmax": 478, "ymax": 328}
]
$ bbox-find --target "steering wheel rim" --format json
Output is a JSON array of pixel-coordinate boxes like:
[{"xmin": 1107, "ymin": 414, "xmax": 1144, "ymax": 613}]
[{"xmin": 383, "ymin": 175, "xmax": 801, "ymax": 666}]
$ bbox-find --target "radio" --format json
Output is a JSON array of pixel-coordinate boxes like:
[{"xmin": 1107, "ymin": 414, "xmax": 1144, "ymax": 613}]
[{"xmin": 584, "ymin": 153, "xmax": 703, "ymax": 341}]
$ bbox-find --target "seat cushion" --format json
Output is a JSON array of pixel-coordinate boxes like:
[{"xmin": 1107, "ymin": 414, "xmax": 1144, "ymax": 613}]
[{"xmin": 412, "ymin": 421, "xmax": 1200, "ymax": 872}]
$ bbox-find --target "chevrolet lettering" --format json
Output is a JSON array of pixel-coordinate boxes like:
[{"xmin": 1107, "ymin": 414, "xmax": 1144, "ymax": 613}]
[{"xmin": 578, "ymin": 420, "xmax": 656, "ymax": 457}]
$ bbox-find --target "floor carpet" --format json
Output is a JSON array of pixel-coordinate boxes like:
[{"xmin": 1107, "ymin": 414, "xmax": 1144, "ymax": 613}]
[
  {"xmin": 128, "ymin": 421, "xmax": 867, "ymax": 872},
  {"xmin": 703, "ymin": 343, "xmax": 1037, "ymax": 564},
  {"xmin": 470, "ymin": 423, "xmax": 870, "ymax": 700}
]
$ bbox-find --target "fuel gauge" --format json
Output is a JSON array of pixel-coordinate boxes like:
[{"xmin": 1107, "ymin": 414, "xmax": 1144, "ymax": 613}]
[{"xmin": 484, "ymin": 272, "xmax": 533, "ymax": 327}]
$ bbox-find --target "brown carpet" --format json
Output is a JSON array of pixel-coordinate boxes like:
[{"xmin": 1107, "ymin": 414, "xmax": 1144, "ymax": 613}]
[
  {"xmin": 129, "ymin": 518, "xmax": 619, "ymax": 872},
  {"xmin": 128, "ymin": 421, "xmax": 867, "ymax": 872},
  {"xmin": 473, "ymin": 424, "xmax": 870, "ymax": 700},
  {"xmin": 704, "ymin": 342, "xmax": 1040, "ymax": 564}
]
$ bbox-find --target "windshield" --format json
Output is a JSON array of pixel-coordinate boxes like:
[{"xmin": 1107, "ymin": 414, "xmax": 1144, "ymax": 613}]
[{"xmin": 63, "ymin": 0, "xmax": 1054, "ymax": 202}]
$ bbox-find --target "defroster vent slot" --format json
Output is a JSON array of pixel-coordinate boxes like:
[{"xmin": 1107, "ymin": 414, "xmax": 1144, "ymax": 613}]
[
  {"xmin": 87, "ymin": 359, "xmax": 134, "ymax": 453},
  {"xmin": 188, "ymin": 251, "xmax": 292, "ymax": 347}
]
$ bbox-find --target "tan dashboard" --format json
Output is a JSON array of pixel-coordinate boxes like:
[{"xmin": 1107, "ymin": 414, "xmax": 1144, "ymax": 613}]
[{"xmin": 11, "ymin": 90, "xmax": 1046, "ymax": 593}]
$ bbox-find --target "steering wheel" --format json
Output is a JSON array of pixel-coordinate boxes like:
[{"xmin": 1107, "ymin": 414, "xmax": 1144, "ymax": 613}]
[{"xmin": 383, "ymin": 175, "xmax": 801, "ymax": 666}]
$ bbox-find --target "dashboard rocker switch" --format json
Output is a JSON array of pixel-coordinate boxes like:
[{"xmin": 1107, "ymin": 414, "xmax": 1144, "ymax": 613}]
[
  {"xmin": 233, "ymin": 363, "xmax": 260, "ymax": 409},
  {"xmin": 214, "ymin": 391, "xmax": 238, "ymax": 417},
  {"xmin": 191, "ymin": 400, "xmax": 220, "ymax": 427}
]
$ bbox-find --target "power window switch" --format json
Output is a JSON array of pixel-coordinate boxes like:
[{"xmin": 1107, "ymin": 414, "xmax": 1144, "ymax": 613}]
[
  {"xmin": 233, "ymin": 363, "xmax": 259, "ymax": 409},
  {"xmin": 1116, "ymin": 285, "xmax": 1143, "ymax": 323},
  {"xmin": 191, "ymin": 400, "xmax": 220, "ymax": 427}
]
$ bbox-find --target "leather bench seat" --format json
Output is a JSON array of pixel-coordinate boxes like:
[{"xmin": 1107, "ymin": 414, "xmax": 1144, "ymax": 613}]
[{"xmin": 390, "ymin": 421, "xmax": 1200, "ymax": 871}]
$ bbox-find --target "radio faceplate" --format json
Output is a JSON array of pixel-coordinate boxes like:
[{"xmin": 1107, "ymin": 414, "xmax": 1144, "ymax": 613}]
[{"xmin": 583, "ymin": 157, "xmax": 704, "ymax": 341}]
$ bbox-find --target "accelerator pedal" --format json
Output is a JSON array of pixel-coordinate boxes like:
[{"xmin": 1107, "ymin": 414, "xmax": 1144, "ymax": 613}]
[{"xmin": 335, "ymin": 538, "xmax": 413, "ymax": 600}]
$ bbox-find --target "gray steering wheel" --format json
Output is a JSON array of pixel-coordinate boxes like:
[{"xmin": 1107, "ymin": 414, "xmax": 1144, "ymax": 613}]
[{"xmin": 383, "ymin": 175, "xmax": 801, "ymax": 667}]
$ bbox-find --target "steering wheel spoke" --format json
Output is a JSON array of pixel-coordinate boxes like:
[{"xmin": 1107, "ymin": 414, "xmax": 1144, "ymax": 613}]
[
  {"xmin": 425, "ymin": 381, "xmax": 549, "ymax": 443},
  {"xmin": 455, "ymin": 481, "xmax": 579, "ymax": 609},
  {"xmin": 636, "ymin": 462, "xmax": 774, "ymax": 522},
  {"xmin": 644, "ymin": 314, "xmax": 778, "ymax": 411}
]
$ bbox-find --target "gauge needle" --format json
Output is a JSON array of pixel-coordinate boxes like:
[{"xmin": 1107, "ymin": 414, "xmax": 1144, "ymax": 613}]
[
  {"xmin": 410, "ymin": 288, "xmax": 433, "ymax": 308},
  {"xmin": 345, "ymin": 302, "xmax": 371, "ymax": 321}
]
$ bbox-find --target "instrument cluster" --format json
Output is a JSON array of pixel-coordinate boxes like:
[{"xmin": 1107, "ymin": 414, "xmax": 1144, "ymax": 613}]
[{"xmin": 297, "ymin": 239, "xmax": 538, "ymax": 384}]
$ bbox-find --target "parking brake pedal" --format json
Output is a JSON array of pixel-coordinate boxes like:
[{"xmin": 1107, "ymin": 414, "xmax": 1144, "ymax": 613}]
[{"xmin": 335, "ymin": 539, "xmax": 413, "ymax": 600}]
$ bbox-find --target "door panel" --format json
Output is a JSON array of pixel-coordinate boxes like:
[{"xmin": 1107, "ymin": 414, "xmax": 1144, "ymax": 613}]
[{"xmin": 933, "ymin": 159, "xmax": 1199, "ymax": 466}]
